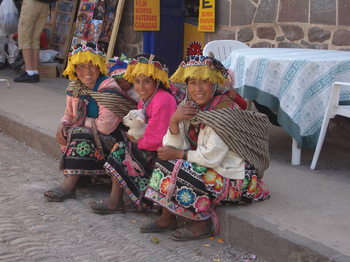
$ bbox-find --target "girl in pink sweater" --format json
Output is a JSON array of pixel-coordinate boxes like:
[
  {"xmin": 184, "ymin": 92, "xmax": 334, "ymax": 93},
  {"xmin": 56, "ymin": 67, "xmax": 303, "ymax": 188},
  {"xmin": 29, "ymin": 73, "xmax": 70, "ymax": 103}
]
[{"xmin": 89, "ymin": 54, "xmax": 177, "ymax": 213}]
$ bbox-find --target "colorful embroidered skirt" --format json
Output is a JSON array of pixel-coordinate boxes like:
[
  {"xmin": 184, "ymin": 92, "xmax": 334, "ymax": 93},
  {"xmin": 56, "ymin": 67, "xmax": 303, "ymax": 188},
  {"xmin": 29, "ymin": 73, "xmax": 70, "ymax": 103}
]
[
  {"xmin": 104, "ymin": 141, "xmax": 158, "ymax": 210},
  {"xmin": 144, "ymin": 159, "xmax": 270, "ymax": 235},
  {"xmin": 61, "ymin": 126, "xmax": 126, "ymax": 179}
]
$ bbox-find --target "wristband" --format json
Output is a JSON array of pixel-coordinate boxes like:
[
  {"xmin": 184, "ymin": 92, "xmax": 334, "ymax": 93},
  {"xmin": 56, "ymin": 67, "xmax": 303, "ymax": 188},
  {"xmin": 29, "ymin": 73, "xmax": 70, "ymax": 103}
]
[{"xmin": 183, "ymin": 149, "xmax": 188, "ymax": 160}]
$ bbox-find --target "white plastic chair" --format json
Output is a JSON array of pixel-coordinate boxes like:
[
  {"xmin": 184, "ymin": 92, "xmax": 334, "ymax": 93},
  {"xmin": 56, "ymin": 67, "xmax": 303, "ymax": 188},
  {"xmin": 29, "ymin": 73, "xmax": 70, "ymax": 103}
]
[
  {"xmin": 203, "ymin": 40, "xmax": 249, "ymax": 62},
  {"xmin": 310, "ymin": 82, "xmax": 350, "ymax": 169}
]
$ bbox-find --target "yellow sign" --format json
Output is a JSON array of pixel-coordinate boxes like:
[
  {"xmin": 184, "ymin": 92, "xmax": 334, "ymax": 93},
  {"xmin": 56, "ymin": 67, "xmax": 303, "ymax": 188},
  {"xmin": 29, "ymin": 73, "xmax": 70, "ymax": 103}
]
[
  {"xmin": 134, "ymin": 0, "xmax": 160, "ymax": 31},
  {"xmin": 198, "ymin": 0, "xmax": 215, "ymax": 32}
]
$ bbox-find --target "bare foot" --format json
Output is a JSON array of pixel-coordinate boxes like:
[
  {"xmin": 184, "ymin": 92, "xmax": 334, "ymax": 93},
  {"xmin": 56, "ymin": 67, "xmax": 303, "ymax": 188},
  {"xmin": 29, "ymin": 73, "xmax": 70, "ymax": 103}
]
[
  {"xmin": 44, "ymin": 176, "xmax": 79, "ymax": 198},
  {"xmin": 172, "ymin": 220, "xmax": 210, "ymax": 239},
  {"xmin": 89, "ymin": 196, "xmax": 124, "ymax": 212},
  {"xmin": 140, "ymin": 212, "xmax": 177, "ymax": 232},
  {"xmin": 140, "ymin": 208, "xmax": 177, "ymax": 230},
  {"xmin": 152, "ymin": 214, "xmax": 177, "ymax": 228}
]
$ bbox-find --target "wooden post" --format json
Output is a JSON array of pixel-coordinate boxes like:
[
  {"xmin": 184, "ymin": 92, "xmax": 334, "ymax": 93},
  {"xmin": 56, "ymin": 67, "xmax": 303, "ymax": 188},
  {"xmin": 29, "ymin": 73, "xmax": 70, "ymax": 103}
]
[{"xmin": 106, "ymin": 0, "xmax": 126, "ymax": 60}]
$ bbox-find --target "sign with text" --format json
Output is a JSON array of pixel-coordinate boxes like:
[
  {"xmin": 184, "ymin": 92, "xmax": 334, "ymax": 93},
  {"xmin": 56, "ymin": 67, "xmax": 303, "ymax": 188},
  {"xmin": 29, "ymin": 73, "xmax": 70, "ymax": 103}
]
[
  {"xmin": 134, "ymin": 0, "xmax": 160, "ymax": 31},
  {"xmin": 198, "ymin": 0, "xmax": 215, "ymax": 32}
]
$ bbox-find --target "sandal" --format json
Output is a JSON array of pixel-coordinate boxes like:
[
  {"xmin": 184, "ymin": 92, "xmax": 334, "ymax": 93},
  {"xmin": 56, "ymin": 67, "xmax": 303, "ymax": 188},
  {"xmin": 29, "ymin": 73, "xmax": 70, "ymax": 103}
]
[
  {"xmin": 89, "ymin": 200, "xmax": 125, "ymax": 214},
  {"xmin": 171, "ymin": 221, "xmax": 213, "ymax": 241},
  {"xmin": 140, "ymin": 220, "xmax": 177, "ymax": 233},
  {"xmin": 43, "ymin": 187, "xmax": 76, "ymax": 202}
]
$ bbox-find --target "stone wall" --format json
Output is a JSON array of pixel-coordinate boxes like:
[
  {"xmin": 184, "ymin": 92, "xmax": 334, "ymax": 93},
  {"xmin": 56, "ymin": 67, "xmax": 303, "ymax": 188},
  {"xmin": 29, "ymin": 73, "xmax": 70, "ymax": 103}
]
[
  {"xmin": 206, "ymin": 0, "xmax": 350, "ymax": 50},
  {"xmin": 113, "ymin": 0, "xmax": 350, "ymax": 57},
  {"xmin": 113, "ymin": 1, "xmax": 143, "ymax": 58}
]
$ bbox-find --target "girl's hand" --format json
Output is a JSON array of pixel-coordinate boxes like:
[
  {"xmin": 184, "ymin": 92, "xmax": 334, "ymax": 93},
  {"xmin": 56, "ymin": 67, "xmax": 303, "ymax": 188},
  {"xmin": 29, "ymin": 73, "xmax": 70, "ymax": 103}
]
[
  {"xmin": 157, "ymin": 146, "xmax": 183, "ymax": 161},
  {"xmin": 169, "ymin": 103, "xmax": 198, "ymax": 136},
  {"xmin": 171, "ymin": 104, "xmax": 198, "ymax": 124},
  {"xmin": 228, "ymin": 89, "xmax": 237, "ymax": 100},
  {"xmin": 126, "ymin": 132, "xmax": 138, "ymax": 145},
  {"xmin": 56, "ymin": 122, "xmax": 67, "ymax": 146}
]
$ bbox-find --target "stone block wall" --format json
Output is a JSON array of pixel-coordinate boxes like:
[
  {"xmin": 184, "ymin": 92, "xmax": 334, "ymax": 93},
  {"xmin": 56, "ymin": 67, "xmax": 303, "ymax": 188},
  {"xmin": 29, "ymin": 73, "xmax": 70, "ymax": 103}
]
[
  {"xmin": 206, "ymin": 0, "xmax": 350, "ymax": 50},
  {"xmin": 113, "ymin": 0, "xmax": 144, "ymax": 58}
]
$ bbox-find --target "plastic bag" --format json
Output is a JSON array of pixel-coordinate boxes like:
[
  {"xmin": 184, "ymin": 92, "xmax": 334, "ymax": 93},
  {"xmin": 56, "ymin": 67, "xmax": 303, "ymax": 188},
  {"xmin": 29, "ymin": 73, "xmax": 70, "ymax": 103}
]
[
  {"xmin": 0, "ymin": 0, "xmax": 19, "ymax": 35},
  {"xmin": 39, "ymin": 50, "xmax": 58, "ymax": 63}
]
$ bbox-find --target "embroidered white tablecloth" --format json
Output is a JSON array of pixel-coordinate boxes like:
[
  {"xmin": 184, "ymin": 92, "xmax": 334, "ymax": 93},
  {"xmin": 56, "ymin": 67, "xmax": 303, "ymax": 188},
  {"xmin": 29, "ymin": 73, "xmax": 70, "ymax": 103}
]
[{"xmin": 223, "ymin": 48, "xmax": 350, "ymax": 148}]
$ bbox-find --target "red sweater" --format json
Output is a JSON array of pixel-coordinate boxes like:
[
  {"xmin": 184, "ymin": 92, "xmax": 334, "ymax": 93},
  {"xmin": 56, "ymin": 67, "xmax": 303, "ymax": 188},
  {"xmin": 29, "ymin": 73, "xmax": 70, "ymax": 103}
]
[{"xmin": 233, "ymin": 93, "xmax": 247, "ymax": 110}]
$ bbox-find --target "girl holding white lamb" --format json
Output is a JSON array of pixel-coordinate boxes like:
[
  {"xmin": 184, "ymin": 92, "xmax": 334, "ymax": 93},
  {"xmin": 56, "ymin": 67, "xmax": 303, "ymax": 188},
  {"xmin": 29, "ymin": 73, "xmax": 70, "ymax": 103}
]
[{"xmin": 89, "ymin": 54, "xmax": 177, "ymax": 213}]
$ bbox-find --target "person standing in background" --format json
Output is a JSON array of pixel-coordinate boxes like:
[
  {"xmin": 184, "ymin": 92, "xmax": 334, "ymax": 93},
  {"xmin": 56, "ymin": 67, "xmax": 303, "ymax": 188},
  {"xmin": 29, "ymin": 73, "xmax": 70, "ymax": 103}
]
[{"xmin": 14, "ymin": 0, "xmax": 47, "ymax": 83}]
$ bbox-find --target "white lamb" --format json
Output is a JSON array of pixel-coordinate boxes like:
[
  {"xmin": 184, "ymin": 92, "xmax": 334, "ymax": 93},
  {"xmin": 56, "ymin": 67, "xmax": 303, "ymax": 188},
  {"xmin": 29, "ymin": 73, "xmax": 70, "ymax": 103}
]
[{"xmin": 123, "ymin": 109, "xmax": 147, "ymax": 140}]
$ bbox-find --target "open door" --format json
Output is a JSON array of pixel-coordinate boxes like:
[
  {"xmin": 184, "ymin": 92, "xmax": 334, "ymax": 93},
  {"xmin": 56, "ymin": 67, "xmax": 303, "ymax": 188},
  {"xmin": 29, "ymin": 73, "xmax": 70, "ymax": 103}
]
[{"xmin": 143, "ymin": 0, "xmax": 185, "ymax": 75}]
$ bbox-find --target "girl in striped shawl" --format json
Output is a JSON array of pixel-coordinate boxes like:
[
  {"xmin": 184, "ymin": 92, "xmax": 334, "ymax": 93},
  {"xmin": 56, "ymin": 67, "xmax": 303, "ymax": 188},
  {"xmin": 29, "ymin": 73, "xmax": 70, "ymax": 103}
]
[
  {"xmin": 140, "ymin": 55, "xmax": 270, "ymax": 241},
  {"xmin": 44, "ymin": 42, "xmax": 137, "ymax": 202}
]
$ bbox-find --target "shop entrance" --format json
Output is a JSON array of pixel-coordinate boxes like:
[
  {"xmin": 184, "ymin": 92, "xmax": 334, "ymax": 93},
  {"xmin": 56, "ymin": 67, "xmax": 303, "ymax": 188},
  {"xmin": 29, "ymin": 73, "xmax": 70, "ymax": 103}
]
[
  {"xmin": 142, "ymin": 0, "xmax": 202, "ymax": 75},
  {"xmin": 143, "ymin": 0, "xmax": 185, "ymax": 75}
]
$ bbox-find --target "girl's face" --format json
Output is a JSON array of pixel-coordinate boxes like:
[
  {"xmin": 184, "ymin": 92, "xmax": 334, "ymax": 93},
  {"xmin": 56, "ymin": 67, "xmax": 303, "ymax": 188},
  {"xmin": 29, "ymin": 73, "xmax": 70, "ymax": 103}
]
[
  {"xmin": 75, "ymin": 61, "xmax": 100, "ymax": 89},
  {"xmin": 134, "ymin": 74, "xmax": 157, "ymax": 101},
  {"xmin": 116, "ymin": 78, "xmax": 132, "ymax": 93},
  {"xmin": 187, "ymin": 77, "xmax": 214, "ymax": 106}
]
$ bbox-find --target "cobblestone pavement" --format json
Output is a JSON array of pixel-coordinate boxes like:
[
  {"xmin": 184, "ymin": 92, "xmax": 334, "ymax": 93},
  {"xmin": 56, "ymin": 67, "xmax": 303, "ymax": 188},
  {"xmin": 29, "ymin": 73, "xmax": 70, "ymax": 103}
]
[{"xmin": 0, "ymin": 132, "xmax": 266, "ymax": 262}]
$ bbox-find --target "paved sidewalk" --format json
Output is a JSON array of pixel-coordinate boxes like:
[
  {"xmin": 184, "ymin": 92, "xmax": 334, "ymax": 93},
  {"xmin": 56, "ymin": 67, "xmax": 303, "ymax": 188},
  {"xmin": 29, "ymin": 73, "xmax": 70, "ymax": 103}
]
[
  {"xmin": 1, "ymin": 68, "xmax": 350, "ymax": 262},
  {"xmin": 0, "ymin": 133, "xmax": 264, "ymax": 262}
]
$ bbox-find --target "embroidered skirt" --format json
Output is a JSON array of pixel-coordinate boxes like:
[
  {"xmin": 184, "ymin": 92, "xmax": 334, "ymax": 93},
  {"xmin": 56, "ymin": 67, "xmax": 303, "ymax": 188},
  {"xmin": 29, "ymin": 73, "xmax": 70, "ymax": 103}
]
[
  {"xmin": 144, "ymin": 159, "xmax": 270, "ymax": 235},
  {"xmin": 61, "ymin": 126, "xmax": 127, "ymax": 179},
  {"xmin": 104, "ymin": 141, "xmax": 158, "ymax": 210}
]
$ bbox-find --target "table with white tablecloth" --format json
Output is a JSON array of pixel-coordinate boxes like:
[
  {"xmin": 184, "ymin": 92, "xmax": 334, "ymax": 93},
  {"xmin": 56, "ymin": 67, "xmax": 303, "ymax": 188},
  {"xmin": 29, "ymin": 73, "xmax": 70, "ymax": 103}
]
[{"xmin": 223, "ymin": 48, "xmax": 350, "ymax": 164}]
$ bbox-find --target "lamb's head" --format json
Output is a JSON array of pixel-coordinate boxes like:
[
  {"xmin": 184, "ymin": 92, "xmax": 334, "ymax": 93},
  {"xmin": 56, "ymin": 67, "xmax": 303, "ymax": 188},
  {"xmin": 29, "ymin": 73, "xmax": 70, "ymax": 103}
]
[{"xmin": 123, "ymin": 109, "xmax": 146, "ymax": 128}]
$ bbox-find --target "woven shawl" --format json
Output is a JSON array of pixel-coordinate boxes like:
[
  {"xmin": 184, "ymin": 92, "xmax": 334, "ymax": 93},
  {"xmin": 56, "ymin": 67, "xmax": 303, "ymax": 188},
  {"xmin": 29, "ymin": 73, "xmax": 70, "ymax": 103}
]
[
  {"xmin": 67, "ymin": 80, "xmax": 137, "ymax": 118},
  {"xmin": 189, "ymin": 108, "xmax": 270, "ymax": 179}
]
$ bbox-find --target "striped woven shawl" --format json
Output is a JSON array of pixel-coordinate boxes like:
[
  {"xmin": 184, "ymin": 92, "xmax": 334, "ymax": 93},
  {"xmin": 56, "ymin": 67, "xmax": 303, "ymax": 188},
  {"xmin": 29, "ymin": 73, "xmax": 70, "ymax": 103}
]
[
  {"xmin": 189, "ymin": 108, "xmax": 270, "ymax": 179},
  {"xmin": 87, "ymin": 90, "xmax": 137, "ymax": 118},
  {"xmin": 67, "ymin": 80, "xmax": 137, "ymax": 118}
]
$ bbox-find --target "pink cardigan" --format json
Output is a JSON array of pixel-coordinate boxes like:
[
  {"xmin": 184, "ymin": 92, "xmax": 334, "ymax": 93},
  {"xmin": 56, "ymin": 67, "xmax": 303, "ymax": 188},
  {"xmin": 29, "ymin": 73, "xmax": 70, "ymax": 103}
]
[
  {"xmin": 137, "ymin": 88, "xmax": 177, "ymax": 151},
  {"xmin": 61, "ymin": 78, "xmax": 122, "ymax": 135}
]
